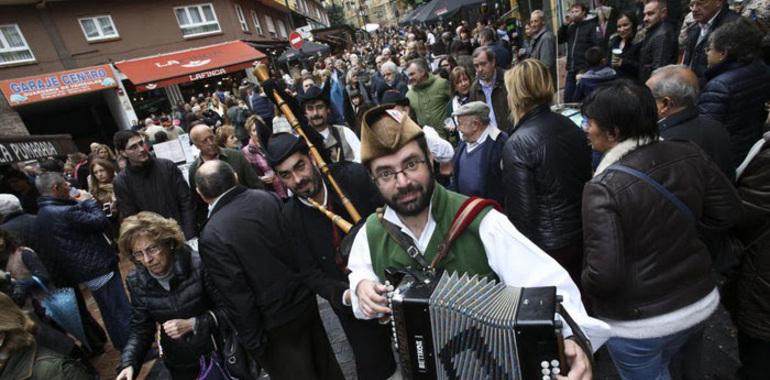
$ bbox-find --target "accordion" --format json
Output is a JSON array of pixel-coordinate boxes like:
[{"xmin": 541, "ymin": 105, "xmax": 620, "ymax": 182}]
[{"xmin": 387, "ymin": 271, "xmax": 566, "ymax": 380}]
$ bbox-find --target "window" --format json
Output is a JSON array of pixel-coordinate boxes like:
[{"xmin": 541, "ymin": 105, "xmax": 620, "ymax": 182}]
[
  {"xmin": 276, "ymin": 19, "xmax": 287, "ymax": 38},
  {"xmin": 234, "ymin": 5, "xmax": 248, "ymax": 32},
  {"xmin": 174, "ymin": 3, "xmax": 221, "ymax": 38},
  {"xmin": 78, "ymin": 15, "xmax": 119, "ymax": 41},
  {"xmin": 250, "ymin": 10, "xmax": 263, "ymax": 35},
  {"xmin": 264, "ymin": 15, "xmax": 276, "ymax": 38},
  {"xmin": 0, "ymin": 24, "xmax": 34, "ymax": 66}
]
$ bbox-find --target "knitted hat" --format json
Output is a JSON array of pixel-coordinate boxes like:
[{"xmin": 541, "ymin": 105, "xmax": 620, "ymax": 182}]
[{"xmin": 360, "ymin": 104, "xmax": 424, "ymax": 166}]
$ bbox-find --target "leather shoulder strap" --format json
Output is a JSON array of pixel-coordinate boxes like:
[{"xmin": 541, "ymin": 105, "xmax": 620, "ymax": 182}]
[{"xmin": 431, "ymin": 197, "xmax": 502, "ymax": 269}]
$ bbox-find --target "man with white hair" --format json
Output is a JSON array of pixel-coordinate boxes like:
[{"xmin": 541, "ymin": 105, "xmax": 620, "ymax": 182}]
[
  {"xmin": 449, "ymin": 101, "xmax": 508, "ymax": 204},
  {"xmin": 529, "ymin": 10, "xmax": 558, "ymax": 81},
  {"xmin": 645, "ymin": 65, "xmax": 733, "ymax": 177},
  {"xmin": 372, "ymin": 61, "xmax": 408, "ymax": 104},
  {"xmin": 0, "ymin": 193, "xmax": 35, "ymax": 247},
  {"xmin": 143, "ymin": 117, "xmax": 165, "ymax": 144}
]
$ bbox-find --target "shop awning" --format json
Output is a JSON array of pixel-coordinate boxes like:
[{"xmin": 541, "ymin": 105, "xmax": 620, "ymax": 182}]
[
  {"xmin": 0, "ymin": 134, "xmax": 78, "ymax": 165},
  {"xmin": 114, "ymin": 40, "xmax": 266, "ymax": 92}
]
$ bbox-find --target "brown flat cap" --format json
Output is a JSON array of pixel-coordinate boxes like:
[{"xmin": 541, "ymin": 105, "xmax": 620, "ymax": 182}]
[{"xmin": 360, "ymin": 104, "xmax": 424, "ymax": 165}]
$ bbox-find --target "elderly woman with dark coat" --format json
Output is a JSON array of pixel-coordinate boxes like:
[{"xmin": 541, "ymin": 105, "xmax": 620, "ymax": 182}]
[
  {"xmin": 116, "ymin": 212, "xmax": 225, "ymax": 380},
  {"xmin": 698, "ymin": 17, "xmax": 770, "ymax": 168},
  {"xmin": 581, "ymin": 80, "xmax": 740, "ymax": 379}
]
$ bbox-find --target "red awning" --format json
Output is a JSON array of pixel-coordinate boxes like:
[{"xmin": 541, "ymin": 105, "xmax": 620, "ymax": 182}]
[{"xmin": 114, "ymin": 40, "xmax": 266, "ymax": 92}]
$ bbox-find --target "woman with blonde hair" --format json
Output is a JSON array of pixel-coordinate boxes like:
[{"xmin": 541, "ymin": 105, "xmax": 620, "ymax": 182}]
[
  {"xmin": 94, "ymin": 144, "xmax": 116, "ymax": 163},
  {"xmin": 501, "ymin": 59, "xmax": 592, "ymax": 285},
  {"xmin": 0, "ymin": 293, "xmax": 93, "ymax": 379},
  {"xmin": 214, "ymin": 124, "xmax": 240, "ymax": 149},
  {"xmin": 115, "ymin": 212, "xmax": 226, "ymax": 380}
]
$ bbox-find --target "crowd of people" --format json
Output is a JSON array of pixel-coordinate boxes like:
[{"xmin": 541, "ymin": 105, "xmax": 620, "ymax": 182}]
[{"xmin": 1, "ymin": 0, "xmax": 769, "ymax": 379}]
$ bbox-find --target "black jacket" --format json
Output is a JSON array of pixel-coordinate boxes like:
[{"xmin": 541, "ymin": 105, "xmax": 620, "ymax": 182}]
[
  {"xmin": 698, "ymin": 60, "xmax": 770, "ymax": 168},
  {"xmin": 34, "ymin": 197, "xmax": 116, "ymax": 285},
  {"xmin": 608, "ymin": 34, "xmax": 641, "ymax": 80},
  {"xmin": 659, "ymin": 106, "xmax": 734, "ymax": 178},
  {"xmin": 726, "ymin": 133, "xmax": 770, "ymax": 341},
  {"xmin": 199, "ymin": 186, "xmax": 314, "ymax": 355},
  {"xmin": 683, "ymin": 7, "xmax": 740, "ymax": 82},
  {"xmin": 639, "ymin": 20, "xmax": 679, "ymax": 82},
  {"xmin": 114, "ymin": 158, "xmax": 196, "ymax": 239},
  {"xmin": 120, "ymin": 247, "xmax": 223, "ymax": 373},
  {"xmin": 582, "ymin": 141, "xmax": 739, "ymax": 320},
  {"xmin": 502, "ymin": 105, "xmax": 592, "ymax": 251},
  {"xmin": 281, "ymin": 162, "xmax": 382, "ymax": 314},
  {"xmin": 558, "ymin": 18, "xmax": 602, "ymax": 72},
  {"xmin": 0, "ymin": 211, "xmax": 37, "ymax": 250}
]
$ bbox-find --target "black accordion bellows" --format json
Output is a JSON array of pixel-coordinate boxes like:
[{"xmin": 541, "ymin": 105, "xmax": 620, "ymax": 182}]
[{"xmin": 388, "ymin": 271, "xmax": 565, "ymax": 380}]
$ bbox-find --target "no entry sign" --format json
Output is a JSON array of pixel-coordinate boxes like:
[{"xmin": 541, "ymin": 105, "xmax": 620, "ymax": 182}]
[{"xmin": 289, "ymin": 32, "xmax": 304, "ymax": 50}]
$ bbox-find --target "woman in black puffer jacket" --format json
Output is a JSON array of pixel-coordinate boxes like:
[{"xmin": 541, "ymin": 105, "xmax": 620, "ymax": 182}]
[
  {"xmin": 502, "ymin": 59, "xmax": 593, "ymax": 285},
  {"xmin": 115, "ymin": 212, "xmax": 225, "ymax": 380},
  {"xmin": 698, "ymin": 17, "xmax": 770, "ymax": 169}
]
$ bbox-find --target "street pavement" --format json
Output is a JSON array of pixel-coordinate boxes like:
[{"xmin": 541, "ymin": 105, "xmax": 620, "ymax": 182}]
[{"xmin": 142, "ymin": 297, "xmax": 741, "ymax": 380}]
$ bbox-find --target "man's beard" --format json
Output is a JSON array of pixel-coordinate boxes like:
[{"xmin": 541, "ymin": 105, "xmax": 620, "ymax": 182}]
[
  {"xmin": 385, "ymin": 172, "xmax": 435, "ymax": 217},
  {"xmin": 296, "ymin": 168, "xmax": 324, "ymax": 199}
]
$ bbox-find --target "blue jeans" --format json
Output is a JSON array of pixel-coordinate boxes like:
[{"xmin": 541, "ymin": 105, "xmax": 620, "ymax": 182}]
[
  {"xmin": 90, "ymin": 271, "xmax": 131, "ymax": 351},
  {"xmin": 606, "ymin": 323, "xmax": 705, "ymax": 380}
]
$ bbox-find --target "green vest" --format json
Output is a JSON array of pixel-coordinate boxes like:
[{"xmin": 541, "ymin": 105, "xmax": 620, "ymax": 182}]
[{"xmin": 366, "ymin": 183, "xmax": 497, "ymax": 282}]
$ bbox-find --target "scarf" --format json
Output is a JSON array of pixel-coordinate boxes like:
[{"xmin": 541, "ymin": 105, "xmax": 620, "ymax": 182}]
[{"xmin": 242, "ymin": 139, "xmax": 288, "ymax": 198}]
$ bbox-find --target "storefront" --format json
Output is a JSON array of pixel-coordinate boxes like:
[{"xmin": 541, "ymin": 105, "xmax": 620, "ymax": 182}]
[
  {"xmin": 0, "ymin": 65, "xmax": 137, "ymax": 151},
  {"xmin": 114, "ymin": 40, "xmax": 268, "ymax": 118}
]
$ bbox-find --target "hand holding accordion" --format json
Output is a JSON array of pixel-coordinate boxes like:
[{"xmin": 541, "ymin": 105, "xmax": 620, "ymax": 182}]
[{"xmin": 386, "ymin": 270, "xmax": 593, "ymax": 380}]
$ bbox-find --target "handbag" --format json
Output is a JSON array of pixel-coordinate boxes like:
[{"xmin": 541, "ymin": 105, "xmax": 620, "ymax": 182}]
[
  {"xmin": 211, "ymin": 311, "xmax": 261, "ymax": 380},
  {"xmin": 197, "ymin": 352, "xmax": 233, "ymax": 380}
]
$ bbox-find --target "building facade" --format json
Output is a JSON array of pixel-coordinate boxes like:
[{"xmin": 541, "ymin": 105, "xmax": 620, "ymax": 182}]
[{"xmin": 0, "ymin": 0, "xmax": 318, "ymax": 148}]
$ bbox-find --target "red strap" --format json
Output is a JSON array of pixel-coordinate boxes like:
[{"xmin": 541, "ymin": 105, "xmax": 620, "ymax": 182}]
[{"xmin": 430, "ymin": 197, "xmax": 502, "ymax": 269}]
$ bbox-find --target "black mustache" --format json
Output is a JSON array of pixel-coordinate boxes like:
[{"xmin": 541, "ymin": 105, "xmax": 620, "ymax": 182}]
[{"xmin": 396, "ymin": 183, "xmax": 421, "ymax": 196}]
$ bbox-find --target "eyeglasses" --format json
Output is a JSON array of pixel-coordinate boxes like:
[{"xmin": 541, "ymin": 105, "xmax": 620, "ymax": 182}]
[
  {"xmin": 372, "ymin": 159, "xmax": 426, "ymax": 185},
  {"xmin": 131, "ymin": 244, "xmax": 162, "ymax": 261}
]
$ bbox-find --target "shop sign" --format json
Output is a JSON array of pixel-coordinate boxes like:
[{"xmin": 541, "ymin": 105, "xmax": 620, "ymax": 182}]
[
  {"xmin": 115, "ymin": 41, "xmax": 266, "ymax": 92},
  {"xmin": 0, "ymin": 65, "xmax": 117, "ymax": 107},
  {"xmin": 0, "ymin": 135, "xmax": 78, "ymax": 164}
]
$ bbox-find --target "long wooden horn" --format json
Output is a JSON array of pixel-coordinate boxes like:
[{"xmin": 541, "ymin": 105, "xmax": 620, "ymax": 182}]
[{"xmin": 253, "ymin": 64, "xmax": 362, "ymax": 223}]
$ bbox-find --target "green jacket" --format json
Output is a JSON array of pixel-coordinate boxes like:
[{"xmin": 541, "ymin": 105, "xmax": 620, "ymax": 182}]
[
  {"xmin": 406, "ymin": 75, "xmax": 452, "ymax": 139},
  {"xmin": 0, "ymin": 343, "xmax": 94, "ymax": 380}
]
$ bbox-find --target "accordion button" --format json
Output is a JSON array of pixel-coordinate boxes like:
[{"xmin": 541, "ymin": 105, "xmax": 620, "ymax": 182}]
[
  {"xmin": 551, "ymin": 360, "xmax": 560, "ymax": 367},
  {"xmin": 541, "ymin": 361, "xmax": 549, "ymax": 369},
  {"xmin": 552, "ymin": 368, "xmax": 561, "ymax": 375},
  {"xmin": 542, "ymin": 375, "xmax": 550, "ymax": 380},
  {"xmin": 541, "ymin": 368, "xmax": 550, "ymax": 376}
]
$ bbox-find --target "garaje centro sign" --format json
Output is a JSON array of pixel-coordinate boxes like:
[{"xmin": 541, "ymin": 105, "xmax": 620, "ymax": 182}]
[{"xmin": 0, "ymin": 65, "xmax": 118, "ymax": 107}]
